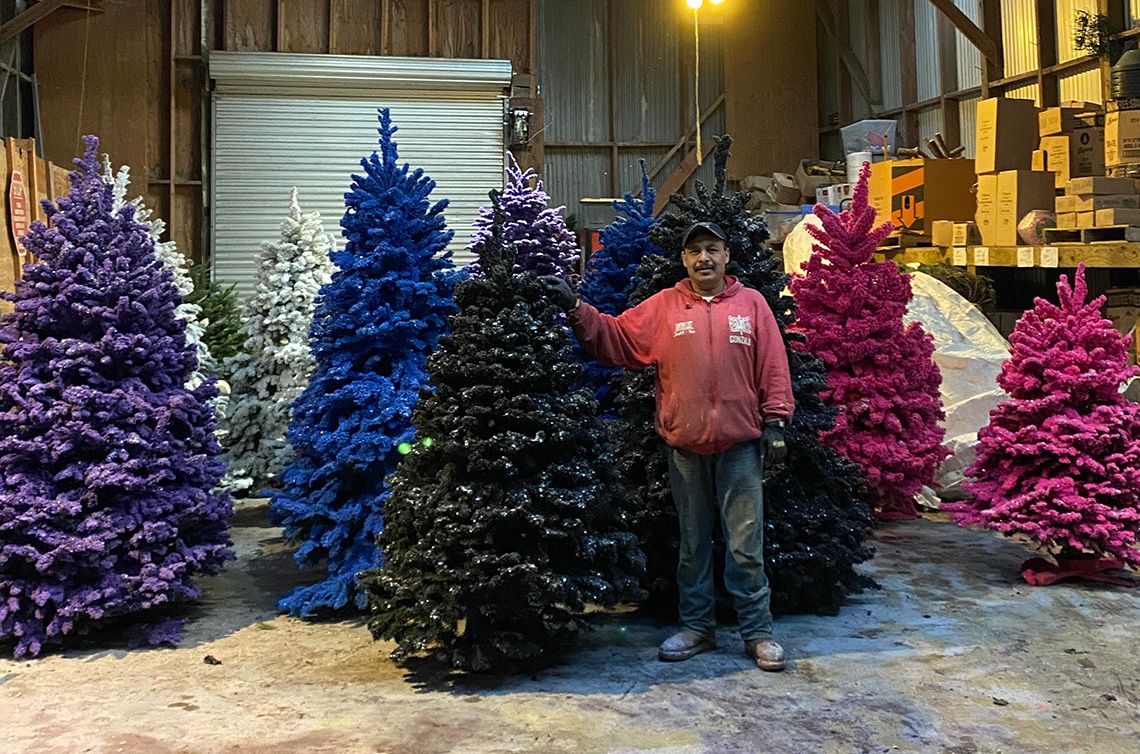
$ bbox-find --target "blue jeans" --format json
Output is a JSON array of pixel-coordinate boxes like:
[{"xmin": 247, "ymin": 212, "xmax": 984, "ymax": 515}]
[{"xmin": 667, "ymin": 439, "xmax": 774, "ymax": 640}]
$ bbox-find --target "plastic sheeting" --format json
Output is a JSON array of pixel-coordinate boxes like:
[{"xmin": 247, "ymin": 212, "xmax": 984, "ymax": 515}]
[{"xmin": 782, "ymin": 215, "xmax": 1010, "ymax": 500}]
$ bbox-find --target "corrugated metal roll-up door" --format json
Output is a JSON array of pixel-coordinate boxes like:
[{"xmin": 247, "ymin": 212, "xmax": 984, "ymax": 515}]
[{"xmin": 209, "ymin": 52, "xmax": 512, "ymax": 296}]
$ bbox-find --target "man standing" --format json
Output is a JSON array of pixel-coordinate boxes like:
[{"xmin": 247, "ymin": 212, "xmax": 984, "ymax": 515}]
[{"xmin": 541, "ymin": 221, "xmax": 794, "ymax": 672}]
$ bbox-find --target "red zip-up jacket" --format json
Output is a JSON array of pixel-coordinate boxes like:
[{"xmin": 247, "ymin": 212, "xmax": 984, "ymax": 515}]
[{"xmin": 570, "ymin": 275, "xmax": 794, "ymax": 455}]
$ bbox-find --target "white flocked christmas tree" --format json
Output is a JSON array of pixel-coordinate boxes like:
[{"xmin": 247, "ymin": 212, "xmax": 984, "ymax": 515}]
[
  {"xmin": 222, "ymin": 188, "xmax": 335, "ymax": 493},
  {"xmin": 103, "ymin": 158, "xmax": 215, "ymax": 389}
]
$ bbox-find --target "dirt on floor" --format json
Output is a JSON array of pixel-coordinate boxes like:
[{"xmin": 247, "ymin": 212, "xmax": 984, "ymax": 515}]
[{"xmin": 2, "ymin": 499, "xmax": 1138, "ymax": 754}]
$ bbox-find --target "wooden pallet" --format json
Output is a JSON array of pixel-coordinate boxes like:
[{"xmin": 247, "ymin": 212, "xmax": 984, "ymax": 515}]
[
  {"xmin": 877, "ymin": 232, "xmax": 933, "ymax": 250},
  {"xmin": 1042, "ymin": 225, "xmax": 1140, "ymax": 245}
]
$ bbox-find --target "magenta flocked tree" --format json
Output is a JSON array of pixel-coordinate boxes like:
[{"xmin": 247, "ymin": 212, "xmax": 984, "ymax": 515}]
[
  {"xmin": 789, "ymin": 164, "xmax": 947, "ymax": 520},
  {"xmin": 467, "ymin": 155, "xmax": 579, "ymax": 280},
  {"xmin": 945, "ymin": 265, "xmax": 1140, "ymax": 577}
]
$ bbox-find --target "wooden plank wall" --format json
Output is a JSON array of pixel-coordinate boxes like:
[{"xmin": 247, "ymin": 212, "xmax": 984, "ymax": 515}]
[
  {"xmin": 722, "ymin": 0, "xmax": 819, "ymax": 177},
  {"xmin": 34, "ymin": 0, "xmax": 537, "ymax": 266}
]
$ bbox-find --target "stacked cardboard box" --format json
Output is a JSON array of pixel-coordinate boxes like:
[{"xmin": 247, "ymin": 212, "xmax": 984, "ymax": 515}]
[
  {"xmin": 1054, "ymin": 176, "xmax": 1140, "ymax": 229},
  {"xmin": 1036, "ymin": 102, "xmax": 1105, "ymax": 189},
  {"xmin": 974, "ymin": 97, "xmax": 1055, "ymax": 246}
]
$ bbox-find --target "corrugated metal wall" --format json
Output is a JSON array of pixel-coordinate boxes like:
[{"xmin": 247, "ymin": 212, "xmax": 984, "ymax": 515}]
[
  {"xmin": 539, "ymin": 0, "xmax": 723, "ymax": 214},
  {"xmin": 849, "ymin": 0, "xmax": 871, "ymax": 120},
  {"xmin": 915, "ymin": 0, "xmax": 940, "ymax": 100},
  {"xmin": 1060, "ymin": 68, "xmax": 1104, "ymax": 103},
  {"xmin": 917, "ymin": 107, "xmax": 942, "ymax": 145},
  {"xmin": 1057, "ymin": 0, "xmax": 1100, "ymax": 62},
  {"xmin": 954, "ymin": 0, "xmax": 982, "ymax": 90},
  {"xmin": 1001, "ymin": 0, "xmax": 1038, "ymax": 75},
  {"xmin": 958, "ymin": 96, "xmax": 979, "ymax": 157},
  {"xmin": 1007, "ymin": 81, "xmax": 1041, "ymax": 105},
  {"xmin": 879, "ymin": 0, "xmax": 903, "ymax": 110}
]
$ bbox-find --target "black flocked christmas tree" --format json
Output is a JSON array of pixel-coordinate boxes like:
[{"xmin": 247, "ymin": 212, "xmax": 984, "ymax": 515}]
[
  {"xmin": 614, "ymin": 136, "xmax": 876, "ymax": 616},
  {"xmin": 361, "ymin": 194, "xmax": 644, "ymax": 672}
]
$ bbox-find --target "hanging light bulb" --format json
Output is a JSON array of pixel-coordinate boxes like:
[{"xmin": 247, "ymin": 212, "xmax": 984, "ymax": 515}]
[{"xmin": 686, "ymin": 0, "xmax": 702, "ymax": 9}]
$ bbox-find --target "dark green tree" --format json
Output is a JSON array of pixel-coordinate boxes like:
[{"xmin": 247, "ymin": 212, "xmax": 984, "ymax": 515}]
[
  {"xmin": 361, "ymin": 196, "xmax": 644, "ymax": 672},
  {"xmin": 616, "ymin": 136, "xmax": 876, "ymax": 616}
]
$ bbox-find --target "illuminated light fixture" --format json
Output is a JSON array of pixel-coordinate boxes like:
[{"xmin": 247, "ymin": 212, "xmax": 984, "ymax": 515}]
[{"xmin": 686, "ymin": 0, "xmax": 701, "ymax": 7}]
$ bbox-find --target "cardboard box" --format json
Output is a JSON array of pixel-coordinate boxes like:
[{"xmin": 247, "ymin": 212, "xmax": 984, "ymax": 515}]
[
  {"xmin": 795, "ymin": 160, "xmax": 838, "ymax": 199},
  {"xmin": 1039, "ymin": 128, "xmax": 1105, "ymax": 188},
  {"xmin": 1105, "ymin": 110, "xmax": 1140, "ymax": 166},
  {"xmin": 976, "ymin": 97, "xmax": 1039, "ymax": 174},
  {"xmin": 1039, "ymin": 105, "xmax": 1105, "ymax": 137},
  {"xmin": 1077, "ymin": 211, "xmax": 1097, "ymax": 228},
  {"xmin": 952, "ymin": 222, "xmax": 980, "ymax": 246},
  {"xmin": 931, "ymin": 220, "xmax": 955, "ymax": 247},
  {"xmin": 868, "ymin": 158, "xmax": 977, "ymax": 233},
  {"xmin": 1095, "ymin": 208, "xmax": 1140, "ymax": 226},
  {"xmin": 1056, "ymin": 193, "xmax": 1140, "ymax": 212},
  {"xmin": 996, "ymin": 170, "xmax": 1055, "ymax": 246},
  {"xmin": 975, "ymin": 173, "xmax": 1000, "ymax": 246},
  {"xmin": 1057, "ymin": 212, "xmax": 1078, "ymax": 227},
  {"xmin": 1066, "ymin": 176, "xmax": 1136, "ymax": 195},
  {"xmin": 1032, "ymin": 149, "xmax": 1048, "ymax": 171},
  {"xmin": 769, "ymin": 172, "xmax": 801, "ymax": 204}
]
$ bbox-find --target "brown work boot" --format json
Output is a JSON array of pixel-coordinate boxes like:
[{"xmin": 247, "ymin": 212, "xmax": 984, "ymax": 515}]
[
  {"xmin": 657, "ymin": 628, "xmax": 717, "ymax": 662},
  {"xmin": 745, "ymin": 638, "xmax": 786, "ymax": 672}
]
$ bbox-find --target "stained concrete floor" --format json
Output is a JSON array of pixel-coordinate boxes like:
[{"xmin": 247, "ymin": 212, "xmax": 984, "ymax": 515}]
[{"xmin": 2, "ymin": 500, "xmax": 1139, "ymax": 754}]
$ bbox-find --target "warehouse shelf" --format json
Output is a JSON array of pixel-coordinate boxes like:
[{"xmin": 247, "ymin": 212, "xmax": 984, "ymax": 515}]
[{"xmin": 876, "ymin": 244, "xmax": 1140, "ymax": 269}]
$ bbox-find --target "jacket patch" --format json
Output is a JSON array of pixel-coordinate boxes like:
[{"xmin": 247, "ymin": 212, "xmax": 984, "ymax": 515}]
[
  {"xmin": 674, "ymin": 320, "xmax": 696, "ymax": 337},
  {"xmin": 728, "ymin": 314, "xmax": 752, "ymax": 346},
  {"xmin": 728, "ymin": 314, "xmax": 752, "ymax": 334}
]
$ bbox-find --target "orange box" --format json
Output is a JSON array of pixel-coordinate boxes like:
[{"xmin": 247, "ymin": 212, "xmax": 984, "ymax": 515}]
[{"xmin": 868, "ymin": 158, "xmax": 977, "ymax": 234}]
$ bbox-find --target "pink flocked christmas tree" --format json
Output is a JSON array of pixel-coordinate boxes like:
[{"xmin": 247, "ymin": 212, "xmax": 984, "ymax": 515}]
[
  {"xmin": 789, "ymin": 164, "xmax": 947, "ymax": 520},
  {"xmin": 945, "ymin": 265, "xmax": 1140, "ymax": 581}
]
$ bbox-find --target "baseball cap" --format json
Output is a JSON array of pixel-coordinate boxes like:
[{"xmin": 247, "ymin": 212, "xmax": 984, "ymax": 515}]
[{"xmin": 681, "ymin": 221, "xmax": 728, "ymax": 247}]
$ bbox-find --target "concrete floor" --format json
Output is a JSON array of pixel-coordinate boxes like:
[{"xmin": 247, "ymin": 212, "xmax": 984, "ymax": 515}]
[{"xmin": 2, "ymin": 500, "xmax": 1139, "ymax": 754}]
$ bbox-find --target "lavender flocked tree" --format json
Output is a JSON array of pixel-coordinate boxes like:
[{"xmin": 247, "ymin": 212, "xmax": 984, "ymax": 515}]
[
  {"xmin": 0, "ymin": 137, "xmax": 232, "ymax": 657},
  {"xmin": 271, "ymin": 110, "xmax": 458, "ymax": 617},
  {"xmin": 790, "ymin": 164, "xmax": 948, "ymax": 520},
  {"xmin": 946, "ymin": 265, "xmax": 1140, "ymax": 576},
  {"xmin": 468, "ymin": 155, "xmax": 579, "ymax": 280}
]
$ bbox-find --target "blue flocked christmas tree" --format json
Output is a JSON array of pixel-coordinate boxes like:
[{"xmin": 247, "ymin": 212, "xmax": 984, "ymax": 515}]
[
  {"xmin": 0, "ymin": 137, "xmax": 231, "ymax": 657},
  {"xmin": 578, "ymin": 161, "xmax": 662, "ymax": 316},
  {"xmin": 577, "ymin": 161, "xmax": 663, "ymax": 410},
  {"xmin": 271, "ymin": 109, "xmax": 458, "ymax": 617}
]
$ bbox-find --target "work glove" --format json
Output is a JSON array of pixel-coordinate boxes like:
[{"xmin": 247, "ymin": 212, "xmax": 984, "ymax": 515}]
[
  {"xmin": 762, "ymin": 422, "xmax": 787, "ymax": 476},
  {"xmin": 538, "ymin": 275, "xmax": 579, "ymax": 312}
]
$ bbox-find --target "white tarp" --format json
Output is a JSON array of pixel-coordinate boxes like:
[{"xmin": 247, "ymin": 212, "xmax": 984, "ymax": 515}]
[{"xmin": 782, "ymin": 215, "xmax": 1010, "ymax": 500}]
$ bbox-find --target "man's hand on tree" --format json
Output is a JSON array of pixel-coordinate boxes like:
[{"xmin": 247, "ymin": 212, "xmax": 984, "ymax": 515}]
[
  {"xmin": 538, "ymin": 276, "xmax": 579, "ymax": 312},
  {"xmin": 762, "ymin": 421, "xmax": 787, "ymax": 475}
]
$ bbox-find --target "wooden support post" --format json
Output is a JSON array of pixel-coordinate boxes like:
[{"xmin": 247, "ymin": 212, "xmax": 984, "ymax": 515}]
[
  {"xmin": 608, "ymin": 0, "xmax": 619, "ymax": 196},
  {"xmin": 938, "ymin": 9, "xmax": 960, "ymax": 149},
  {"xmin": 900, "ymin": 0, "xmax": 918, "ymax": 146},
  {"xmin": 818, "ymin": 0, "xmax": 878, "ymax": 109},
  {"xmin": 0, "ymin": 0, "xmax": 68, "ymax": 45},
  {"xmin": 866, "ymin": 0, "xmax": 883, "ymax": 109},
  {"xmin": 1035, "ymin": 0, "xmax": 1058, "ymax": 107},
  {"xmin": 980, "ymin": 0, "xmax": 1004, "ymax": 98},
  {"xmin": 833, "ymin": 0, "xmax": 853, "ymax": 123},
  {"xmin": 927, "ymin": 0, "xmax": 1000, "ymax": 69},
  {"xmin": 1099, "ymin": 0, "xmax": 1125, "ymax": 100}
]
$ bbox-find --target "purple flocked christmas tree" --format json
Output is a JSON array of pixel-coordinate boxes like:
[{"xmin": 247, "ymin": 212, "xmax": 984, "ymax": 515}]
[
  {"xmin": 0, "ymin": 136, "xmax": 232, "ymax": 657},
  {"xmin": 467, "ymin": 154, "xmax": 579, "ymax": 280},
  {"xmin": 790, "ymin": 164, "xmax": 948, "ymax": 520},
  {"xmin": 945, "ymin": 265, "xmax": 1140, "ymax": 578}
]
